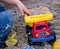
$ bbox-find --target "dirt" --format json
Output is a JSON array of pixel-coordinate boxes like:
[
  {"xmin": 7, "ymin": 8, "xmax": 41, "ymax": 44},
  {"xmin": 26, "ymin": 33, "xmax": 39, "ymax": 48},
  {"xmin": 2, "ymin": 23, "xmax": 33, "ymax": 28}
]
[{"xmin": 1, "ymin": 0, "xmax": 60, "ymax": 49}]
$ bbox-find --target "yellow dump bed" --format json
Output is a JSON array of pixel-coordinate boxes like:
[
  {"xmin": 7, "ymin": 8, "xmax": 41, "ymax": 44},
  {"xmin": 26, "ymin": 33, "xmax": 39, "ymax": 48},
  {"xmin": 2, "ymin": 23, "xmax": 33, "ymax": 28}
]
[{"xmin": 24, "ymin": 13, "xmax": 53, "ymax": 23}]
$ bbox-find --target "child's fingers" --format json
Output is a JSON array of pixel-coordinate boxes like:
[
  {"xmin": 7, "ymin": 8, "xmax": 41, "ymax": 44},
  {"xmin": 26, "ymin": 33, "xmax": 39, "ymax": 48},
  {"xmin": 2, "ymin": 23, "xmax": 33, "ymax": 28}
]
[
  {"xmin": 24, "ymin": 10, "xmax": 32, "ymax": 16},
  {"xmin": 20, "ymin": 9, "xmax": 24, "ymax": 15},
  {"xmin": 16, "ymin": 1, "xmax": 32, "ymax": 16},
  {"xmin": 17, "ymin": 6, "xmax": 24, "ymax": 15},
  {"xmin": 24, "ymin": 7, "xmax": 32, "ymax": 16}
]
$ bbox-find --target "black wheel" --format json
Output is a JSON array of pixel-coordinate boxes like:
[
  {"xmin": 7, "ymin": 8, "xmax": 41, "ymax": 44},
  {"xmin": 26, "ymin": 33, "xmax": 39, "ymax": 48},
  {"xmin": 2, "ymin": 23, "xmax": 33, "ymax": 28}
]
[
  {"xmin": 28, "ymin": 31, "xmax": 32, "ymax": 36},
  {"xmin": 50, "ymin": 26, "xmax": 56, "ymax": 41},
  {"xmin": 26, "ymin": 25, "xmax": 29, "ymax": 33},
  {"xmin": 48, "ymin": 39, "xmax": 56, "ymax": 45},
  {"xmin": 36, "ymin": 42, "xmax": 42, "ymax": 46},
  {"xmin": 28, "ymin": 35, "xmax": 33, "ymax": 45},
  {"xmin": 48, "ymin": 22, "xmax": 53, "ymax": 26},
  {"xmin": 48, "ymin": 32, "xmax": 56, "ymax": 45},
  {"xmin": 26, "ymin": 25, "xmax": 32, "ymax": 33},
  {"xmin": 47, "ymin": 23, "xmax": 56, "ymax": 45}
]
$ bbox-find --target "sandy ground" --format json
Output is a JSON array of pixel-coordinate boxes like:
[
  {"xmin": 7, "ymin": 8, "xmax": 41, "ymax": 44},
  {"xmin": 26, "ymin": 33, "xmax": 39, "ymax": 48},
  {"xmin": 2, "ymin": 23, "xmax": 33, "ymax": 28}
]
[{"xmin": 1, "ymin": 0, "xmax": 60, "ymax": 49}]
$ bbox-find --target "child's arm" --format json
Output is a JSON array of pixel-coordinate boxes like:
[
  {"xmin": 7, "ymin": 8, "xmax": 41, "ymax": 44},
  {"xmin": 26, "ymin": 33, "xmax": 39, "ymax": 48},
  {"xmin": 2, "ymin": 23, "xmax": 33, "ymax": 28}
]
[{"xmin": 1, "ymin": 0, "xmax": 32, "ymax": 15}]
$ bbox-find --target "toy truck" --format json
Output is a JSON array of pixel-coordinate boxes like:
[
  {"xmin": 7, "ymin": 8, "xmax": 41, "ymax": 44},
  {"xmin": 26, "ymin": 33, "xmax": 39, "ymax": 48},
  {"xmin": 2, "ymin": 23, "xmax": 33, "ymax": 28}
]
[{"xmin": 24, "ymin": 12, "xmax": 56, "ymax": 45}]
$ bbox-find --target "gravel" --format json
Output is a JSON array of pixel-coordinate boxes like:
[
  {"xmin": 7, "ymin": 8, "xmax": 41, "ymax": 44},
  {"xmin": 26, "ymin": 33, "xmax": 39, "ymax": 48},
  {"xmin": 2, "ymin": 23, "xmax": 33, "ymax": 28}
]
[{"xmin": 1, "ymin": 0, "xmax": 60, "ymax": 49}]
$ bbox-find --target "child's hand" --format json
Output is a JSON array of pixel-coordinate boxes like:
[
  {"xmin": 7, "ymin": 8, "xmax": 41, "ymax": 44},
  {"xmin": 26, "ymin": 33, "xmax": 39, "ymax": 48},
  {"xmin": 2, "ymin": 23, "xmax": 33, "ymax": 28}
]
[
  {"xmin": 16, "ymin": 1, "xmax": 32, "ymax": 16},
  {"xmin": 1, "ymin": 0, "xmax": 32, "ymax": 16}
]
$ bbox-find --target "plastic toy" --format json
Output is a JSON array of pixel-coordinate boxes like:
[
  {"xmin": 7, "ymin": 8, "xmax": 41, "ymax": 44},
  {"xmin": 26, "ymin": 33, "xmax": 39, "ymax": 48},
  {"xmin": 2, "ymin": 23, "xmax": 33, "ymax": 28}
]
[
  {"xmin": 0, "ymin": 3, "xmax": 13, "ymax": 47},
  {"xmin": 24, "ymin": 46, "xmax": 35, "ymax": 49},
  {"xmin": 24, "ymin": 13, "xmax": 53, "ymax": 23},
  {"xmin": 28, "ymin": 22, "xmax": 55, "ymax": 44},
  {"xmin": 53, "ymin": 39, "xmax": 60, "ymax": 49},
  {"xmin": 32, "ymin": 21, "xmax": 51, "ymax": 38},
  {"xmin": 24, "ymin": 13, "xmax": 53, "ymax": 27},
  {"xmin": 5, "ymin": 31, "xmax": 18, "ymax": 46},
  {"xmin": 24, "ymin": 7, "xmax": 56, "ymax": 45}
]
